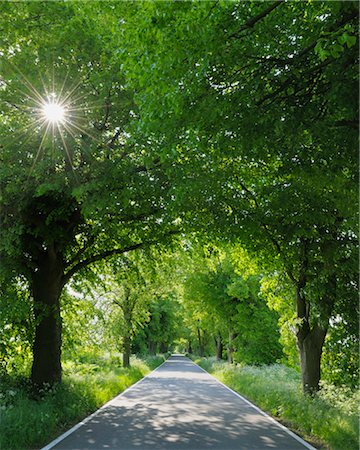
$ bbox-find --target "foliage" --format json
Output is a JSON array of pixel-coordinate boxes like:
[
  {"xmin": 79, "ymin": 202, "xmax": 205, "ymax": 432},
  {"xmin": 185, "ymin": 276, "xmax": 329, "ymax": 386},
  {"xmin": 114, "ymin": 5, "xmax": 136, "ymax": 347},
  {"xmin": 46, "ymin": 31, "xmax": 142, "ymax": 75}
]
[
  {"xmin": 260, "ymin": 274, "xmax": 300, "ymax": 367},
  {"xmin": 182, "ymin": 246, "xmax": 283, "ymax": 364},
  {"xmin": 0, "ymin": 0, "xmax": 180, "ymax": 384},
  {"xmin": 133, "ymin": 294, "xmax": 182, "ymax": 354},
  {"xmin": 321, "ymin": 318, "xmax": 359, "ymax": 389},
  {"xmin": 0, "ymin": 278, "xmax": 33, "ymax": 377},
  {"xmin": 61, "ymin": 289, "xmax": 108, "ymax": 359},
  {"xmin": 122, "ymin": 0, "xmax": 359, "ymax": 392},
  {"xmin": 0, "ymin": 0, "xmax": 357, "ymax": 397},
  {"xmin": 197, "ymin": 357, "xmax": 359, "ymax": 450}
]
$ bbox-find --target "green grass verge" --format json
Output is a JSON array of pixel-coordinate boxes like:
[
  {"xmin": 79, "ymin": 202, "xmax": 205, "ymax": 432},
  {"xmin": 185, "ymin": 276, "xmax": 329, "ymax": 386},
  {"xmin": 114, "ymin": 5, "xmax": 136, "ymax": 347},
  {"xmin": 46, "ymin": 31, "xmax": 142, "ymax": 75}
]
[
  {"xmin": 0, "ymin": 353, "xmax": 165, "ymax": 450},
  {"xmin": 195, "ymin": 357, "xmax": 359, "ymax": 450}
]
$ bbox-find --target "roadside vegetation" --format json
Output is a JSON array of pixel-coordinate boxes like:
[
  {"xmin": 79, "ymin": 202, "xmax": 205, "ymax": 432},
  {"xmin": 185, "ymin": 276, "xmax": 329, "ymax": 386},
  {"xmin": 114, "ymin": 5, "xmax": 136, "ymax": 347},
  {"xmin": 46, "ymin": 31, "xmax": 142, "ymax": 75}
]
[
  {"xmin": 196, "ymin": 357, "xmax": 359, "ymax": 450},
  {"xmin": 0, "ymin": 351, "xmax": 165, "ymax": 450}
]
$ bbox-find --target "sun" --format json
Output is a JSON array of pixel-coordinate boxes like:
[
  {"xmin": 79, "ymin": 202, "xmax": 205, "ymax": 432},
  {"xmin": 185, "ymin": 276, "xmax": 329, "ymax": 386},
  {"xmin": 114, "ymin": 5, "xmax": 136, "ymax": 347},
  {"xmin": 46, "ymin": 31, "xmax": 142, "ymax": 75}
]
[
  {"xmin": 5, "ymin": 67, "xmax": 103, "ymax": 178},
  {"xmin": 42, "ymin": 102, "xmax": 65, "ymax": 123},
  {"xmin": 42, "ymin": 95, "xmax": 66, "ymax": 124}
]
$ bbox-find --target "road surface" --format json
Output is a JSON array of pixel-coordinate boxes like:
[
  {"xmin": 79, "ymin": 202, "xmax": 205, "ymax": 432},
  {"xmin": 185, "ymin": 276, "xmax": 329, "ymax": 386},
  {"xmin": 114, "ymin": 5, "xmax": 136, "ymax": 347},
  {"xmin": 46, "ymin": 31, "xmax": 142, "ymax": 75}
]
[{"xmin": 42, "ymin": 355, "xmax": 316, "ymax": 450}]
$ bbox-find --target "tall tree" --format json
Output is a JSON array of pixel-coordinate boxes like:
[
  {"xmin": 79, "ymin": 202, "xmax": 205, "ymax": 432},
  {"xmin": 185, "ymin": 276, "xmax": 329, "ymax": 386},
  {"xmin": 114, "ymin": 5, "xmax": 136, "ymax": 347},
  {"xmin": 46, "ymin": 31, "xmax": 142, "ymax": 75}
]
[{"xmin": 0, "ymin": 3, "xmax": 179, "ymax": 387}]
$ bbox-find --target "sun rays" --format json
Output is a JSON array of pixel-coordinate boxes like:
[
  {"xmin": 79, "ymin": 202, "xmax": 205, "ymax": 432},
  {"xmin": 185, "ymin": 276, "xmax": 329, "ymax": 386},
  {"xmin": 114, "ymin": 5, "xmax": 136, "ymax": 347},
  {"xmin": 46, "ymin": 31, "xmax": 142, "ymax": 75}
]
[{"xmin": 3, "ymin": 61, "xmax": 108, "ymax": 181}]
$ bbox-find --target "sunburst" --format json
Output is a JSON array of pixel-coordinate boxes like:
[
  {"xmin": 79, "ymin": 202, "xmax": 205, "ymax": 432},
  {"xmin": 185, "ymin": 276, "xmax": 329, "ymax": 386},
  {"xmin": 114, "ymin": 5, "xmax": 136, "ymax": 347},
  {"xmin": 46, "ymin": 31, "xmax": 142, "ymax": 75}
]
[
  {"xmin": 41, "ymin": 94, "xmax": 66, "ymax": 124},
  {"xmin": 3, "ymin": 62, "xmax": 107, "ymax": 180}
]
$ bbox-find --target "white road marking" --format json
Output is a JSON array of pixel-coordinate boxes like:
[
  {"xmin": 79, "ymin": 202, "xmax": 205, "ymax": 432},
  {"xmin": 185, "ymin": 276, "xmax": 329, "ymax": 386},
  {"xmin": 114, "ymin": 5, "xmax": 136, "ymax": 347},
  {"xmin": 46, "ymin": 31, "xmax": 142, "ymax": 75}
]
[
  {"xmin": 41, "ymin": 355, "xmax": 318, "ymax": 450},
  {"xmin": 196, "ymin": 362, "xmax": 317, "ymax": 450},
  {"xmin": 40, "ymin": 358, "xmax": 169, "ymax": 450}
]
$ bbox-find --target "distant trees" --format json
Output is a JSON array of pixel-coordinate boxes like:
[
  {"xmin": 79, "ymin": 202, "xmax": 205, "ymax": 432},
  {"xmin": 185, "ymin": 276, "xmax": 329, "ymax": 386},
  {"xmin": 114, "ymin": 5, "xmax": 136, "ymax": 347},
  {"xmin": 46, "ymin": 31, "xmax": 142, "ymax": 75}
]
[
  {"xmin": 133, "ymin": 295, "xmax": 181, "ymax": 355},
  {"xmin": 181, "ymin": 247, "xmax": 283, "ymax": 365}
]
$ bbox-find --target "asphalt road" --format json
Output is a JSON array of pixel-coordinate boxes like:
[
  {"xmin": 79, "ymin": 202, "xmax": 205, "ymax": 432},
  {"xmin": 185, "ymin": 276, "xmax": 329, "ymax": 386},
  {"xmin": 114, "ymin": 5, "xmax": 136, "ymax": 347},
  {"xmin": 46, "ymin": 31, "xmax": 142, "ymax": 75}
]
[{"xmin": 42, "ymin": 355, "xmax": 316, "ymax": 450}]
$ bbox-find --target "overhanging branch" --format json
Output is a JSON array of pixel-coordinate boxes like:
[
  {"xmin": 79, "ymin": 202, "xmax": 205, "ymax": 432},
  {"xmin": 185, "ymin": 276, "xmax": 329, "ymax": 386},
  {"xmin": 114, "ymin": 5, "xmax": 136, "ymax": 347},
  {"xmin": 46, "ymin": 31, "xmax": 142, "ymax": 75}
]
[
  {"xmin": 229, "ymin": 1, "xmax": 285, "ymax": 38},
  {"xmin": 61, "ymin": 230, "xmax": 180, "ymax": 286},
  {"xmin": 237, "ymin": 178, "xmax": 297, "ymax": 284},
  {"xmin": 62, "ymin": 241, "xmax": 144, "ymax": 286}
]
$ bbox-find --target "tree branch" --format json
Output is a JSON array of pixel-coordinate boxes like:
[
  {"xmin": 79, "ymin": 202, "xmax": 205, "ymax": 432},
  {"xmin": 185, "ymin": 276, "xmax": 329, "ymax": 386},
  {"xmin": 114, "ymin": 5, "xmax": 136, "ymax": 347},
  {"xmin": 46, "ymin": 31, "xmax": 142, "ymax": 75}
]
[
  {"xmin": 333, "ymin": 119, "xmax": 358, "ymax": 129},
  {"xmin": 237, "ymin": 179, "xmax": 297, "ymax": 284},
  {"xmin": 203, "ymin": 1, "xmax": 220, "ymax": 22},
  {"xmin": 62, "ymin": 241, "xmax": 145, "ymax": 286},
  {"xmin": 229, "ymin": 1, "xmax": 285, "ymax": 38},
  {"xmin": 62, "ymin": 230, "xmax": 179, "ymax": 286}
]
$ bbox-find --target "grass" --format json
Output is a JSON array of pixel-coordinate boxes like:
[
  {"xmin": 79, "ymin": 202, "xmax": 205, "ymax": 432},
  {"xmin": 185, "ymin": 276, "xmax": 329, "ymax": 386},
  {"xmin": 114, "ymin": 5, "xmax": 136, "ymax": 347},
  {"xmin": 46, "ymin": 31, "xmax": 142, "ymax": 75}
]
[
  {"xmin": 0, "ymin": 353, "xmax": 166, "ymax": 450},
  {"xmin": 195, "ymin": 357, "xmax": 359, "ymax": 450}
]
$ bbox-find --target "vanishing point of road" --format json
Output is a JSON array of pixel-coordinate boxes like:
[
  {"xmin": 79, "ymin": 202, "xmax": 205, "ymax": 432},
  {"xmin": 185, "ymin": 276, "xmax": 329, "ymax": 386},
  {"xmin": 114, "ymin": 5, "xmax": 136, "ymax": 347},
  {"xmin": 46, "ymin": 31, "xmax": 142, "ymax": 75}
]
[{"xmin": 42, "ymin": 355, "xmax": 316, "ymax": 450}]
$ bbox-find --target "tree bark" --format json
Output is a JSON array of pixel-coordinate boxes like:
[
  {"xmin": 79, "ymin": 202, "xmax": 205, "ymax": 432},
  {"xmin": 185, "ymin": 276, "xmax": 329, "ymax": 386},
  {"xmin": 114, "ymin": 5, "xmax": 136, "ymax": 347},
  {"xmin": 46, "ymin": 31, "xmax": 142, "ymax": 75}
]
[
  {"xmin": 120, "ymin": 287, "xmax": 133, "ymax": 368},
  {"xmin": 295, "ymin": 279, "xmax": 328, "ymax": 395},
  {"xmin": 297, "ymin": 322, "xmax": 327, "ymax": 395},
  {"xmin": 31, "ymin": 251, "xmax": 64, "ymax": 387},
  {"xmin": 123, "ymin": 334, "xmax": 131, "ymax": 368},
  {"xmin": 197, "ymin": 327, "xmax": 204, "ymax": 357},
  {"xmin": 227, "ymin": 330, "xmax": 234, "ymax": 363},
  {"xmin": 187, "ymin": 340, "xmax": 193, "ymax": 354},
  {"xmin": 148, "ymin": 341, "xmax": 156, "ymax": 355},
  {"xmin": 160, "ymin": 343, "xmax": 168, "ymax": 354},
  {"xmin": 215, "ymin": 335, "xmax": 223, "ymax": 360}
]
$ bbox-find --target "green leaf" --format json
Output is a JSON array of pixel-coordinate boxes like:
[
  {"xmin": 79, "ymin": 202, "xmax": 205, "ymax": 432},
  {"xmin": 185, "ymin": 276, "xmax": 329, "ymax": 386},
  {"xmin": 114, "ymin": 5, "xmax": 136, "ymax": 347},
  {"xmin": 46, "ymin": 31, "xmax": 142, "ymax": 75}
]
[{"xmin": 346, "ymin": 35, "xmax": 356, "ymax": 48}]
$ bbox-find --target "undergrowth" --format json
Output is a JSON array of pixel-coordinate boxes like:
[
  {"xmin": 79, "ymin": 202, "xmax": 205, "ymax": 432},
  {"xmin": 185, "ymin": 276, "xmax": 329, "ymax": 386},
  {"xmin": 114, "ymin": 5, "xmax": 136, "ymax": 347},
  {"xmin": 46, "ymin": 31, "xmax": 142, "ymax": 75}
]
[
  {"xmin": 196, "ymin": 357, "xmax": 359, "ymax": 450},
  {"xmin": 0, "ymin": 353, "xmax": 165, "ymax": 450}
]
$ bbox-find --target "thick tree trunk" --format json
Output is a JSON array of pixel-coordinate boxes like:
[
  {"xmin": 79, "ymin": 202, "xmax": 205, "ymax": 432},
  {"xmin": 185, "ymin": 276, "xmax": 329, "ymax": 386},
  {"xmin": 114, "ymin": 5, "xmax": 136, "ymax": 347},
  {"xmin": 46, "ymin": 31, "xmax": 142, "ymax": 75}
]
[
  {"xmin": 31, "ymin": 252, "xmax": 64, "ymax": 387},
  {"xmin": 297, "ymin": 322, "xmax": 327, "ymax": 395},
  {"xmin": 295, "ymin": 281, "xmax": 328, "ymax": 395}
]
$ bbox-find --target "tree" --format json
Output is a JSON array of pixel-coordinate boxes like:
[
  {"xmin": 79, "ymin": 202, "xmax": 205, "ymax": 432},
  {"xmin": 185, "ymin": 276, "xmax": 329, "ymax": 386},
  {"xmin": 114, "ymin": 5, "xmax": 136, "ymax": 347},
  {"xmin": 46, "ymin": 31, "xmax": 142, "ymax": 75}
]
[
  {"xmin": 110, "ymin": 284, "xmax": 148, "ymax": 368},
  {"xmin": 182, "ymin": 246, "xmax": 282, "ymax": 364},
  {"xmin": 133, "ymin": 294, "xmax": 181, "ymax": 355},
  {"xmin": 122, "ymin": 1, "xmax": 358, "ymax": 393},
  {"xmin": 0, "ymin": 3, "xmax": 179, "ymax": 387},
  {"xmin": 0, "ymin": 278, "xmax": 33, "ymax": 375}
]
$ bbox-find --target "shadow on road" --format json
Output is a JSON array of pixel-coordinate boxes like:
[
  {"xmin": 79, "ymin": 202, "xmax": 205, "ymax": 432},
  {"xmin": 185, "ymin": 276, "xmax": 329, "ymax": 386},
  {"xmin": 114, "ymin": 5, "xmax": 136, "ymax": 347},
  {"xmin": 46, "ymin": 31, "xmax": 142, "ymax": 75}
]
[{"xmin": 52, "ymin": 356, "xmax": 313, "ymax": 450}]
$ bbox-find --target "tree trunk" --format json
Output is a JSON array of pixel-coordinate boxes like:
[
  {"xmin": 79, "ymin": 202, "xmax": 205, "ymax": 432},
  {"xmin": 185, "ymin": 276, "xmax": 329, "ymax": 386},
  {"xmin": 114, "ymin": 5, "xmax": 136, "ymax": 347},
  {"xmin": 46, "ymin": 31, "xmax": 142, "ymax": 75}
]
[
  {"xmin": 31, "ymin": 252, "xmax": 64, "ymax": 387},
  {"xmin": 123, "ymin": 334, "xmax": 131, "ymax": 368},
  {"xmin": 160, "ymin": 343, "xmax": 168, "ymax": 353},
  {"xmin": 197, "ymin": 327, "xmax": 204, "ymax": 357},
  {"xmin": 295, "ymin": 282, "xmax": 328, "ymax": 395},
  {"xmin": 148, "ymin": 341, "xmax": 156, "ymax": 355},
  {"xmin": 227, "ymin": 330, "xmax": 234, "ymax": 363},
  {"xmin": 215, "ymin": 335, "xmax": 223, "ymax": 360},
  {"xmin": 297, "ymin": 322, "xmax": 327, "ymax": 395},
  {"xmin": 187, "ymin": 340, "xmax": 193, "ymax": 354}
]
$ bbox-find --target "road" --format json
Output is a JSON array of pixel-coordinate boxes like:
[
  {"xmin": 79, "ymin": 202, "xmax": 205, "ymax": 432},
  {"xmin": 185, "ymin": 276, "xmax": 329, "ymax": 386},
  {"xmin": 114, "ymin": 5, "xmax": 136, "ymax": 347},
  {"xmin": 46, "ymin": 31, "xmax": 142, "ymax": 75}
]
[{"xmin": 42, "ymin": 355, "xmax": 316, "ymax": 450}]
